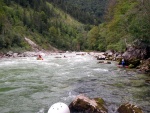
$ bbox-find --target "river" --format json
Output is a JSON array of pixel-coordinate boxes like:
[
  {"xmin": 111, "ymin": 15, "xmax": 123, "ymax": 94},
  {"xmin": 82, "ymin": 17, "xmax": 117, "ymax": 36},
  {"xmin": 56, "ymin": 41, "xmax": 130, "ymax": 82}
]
[{"xmin": 0, "ymin": 52, "xmax": 149, "ymax": 113}]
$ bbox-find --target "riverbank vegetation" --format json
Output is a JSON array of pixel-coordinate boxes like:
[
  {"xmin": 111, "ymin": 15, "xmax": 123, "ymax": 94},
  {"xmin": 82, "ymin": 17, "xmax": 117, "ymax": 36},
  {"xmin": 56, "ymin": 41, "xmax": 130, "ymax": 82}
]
[
  {"xmin": 87, "ymin": 0, "xmax": 150, "ymax": 52},
  {"xmin": 0, "ymin": 0, "xmax": 150, "ymax": 53}
]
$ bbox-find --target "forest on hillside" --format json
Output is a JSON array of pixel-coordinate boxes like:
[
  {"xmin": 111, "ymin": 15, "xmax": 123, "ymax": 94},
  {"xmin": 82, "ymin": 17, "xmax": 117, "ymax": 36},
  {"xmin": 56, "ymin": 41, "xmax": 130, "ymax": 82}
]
[
  {"xmin": 0, "ymin": 0, "xmax": 150, "ymax": 53},
  {"xmin": 48, "ymin": 0, "xmax": 108, "ymax": 25},
  {"xmin": 0, "ymin": 0, "xmax": 87, "ymax": 52},
  {"xmin": 87, "ymin": 0, "xmax": 150, "ymax": 51}
]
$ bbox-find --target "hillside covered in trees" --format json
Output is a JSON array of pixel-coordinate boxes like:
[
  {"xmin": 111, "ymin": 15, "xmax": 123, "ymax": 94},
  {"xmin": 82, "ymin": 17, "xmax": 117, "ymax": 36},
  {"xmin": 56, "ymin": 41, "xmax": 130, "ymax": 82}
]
[
  {"xmin": 0, "ymin": 0, "xmax": 87, "ymax": 52},
  {"xmin": 0, "ymin": 0, "xmax": 150, "ymax": 53},
  {"xmin": 87, "ymin": 0, "xmax": 150, "ymax": 52},
  {"xmin": 48, "ymin": 0, "xmax": 108, "ymax": 25}
]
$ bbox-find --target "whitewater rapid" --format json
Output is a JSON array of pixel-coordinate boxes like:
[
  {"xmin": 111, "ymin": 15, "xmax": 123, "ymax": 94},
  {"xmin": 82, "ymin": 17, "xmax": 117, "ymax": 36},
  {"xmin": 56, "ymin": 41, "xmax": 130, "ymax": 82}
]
[{"xmin": 0, "ymin": 52, "xmax": 149, "ymax": 113}]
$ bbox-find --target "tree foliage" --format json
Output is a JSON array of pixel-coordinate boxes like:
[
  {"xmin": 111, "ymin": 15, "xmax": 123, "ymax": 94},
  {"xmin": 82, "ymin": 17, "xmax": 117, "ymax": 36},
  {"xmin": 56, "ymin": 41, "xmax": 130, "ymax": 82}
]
[
  {"xmin": 87, "ymin": 0, "xmax": 150, "ymax": 52},
  {"xmin": 0, "ymin": 0, "xmax": 87, "ymax": 52},
  {"xmin": 0, "ymin": 0, "xmax": 149, "ymax": 52},
  {"xmin": 47, "ymin": 0, "xmax": 108, "ymax": 25}
]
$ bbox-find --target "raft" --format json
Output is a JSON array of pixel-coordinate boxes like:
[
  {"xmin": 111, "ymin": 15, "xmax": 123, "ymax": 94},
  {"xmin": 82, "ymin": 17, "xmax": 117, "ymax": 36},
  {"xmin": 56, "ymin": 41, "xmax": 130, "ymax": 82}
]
[
  {"xmin": 37, "ymin": 57, "xmax": 43, "ymax": 60},
  {"xmin": 117, "ymin": 65, "xmax": 128, "ymax": 68}
]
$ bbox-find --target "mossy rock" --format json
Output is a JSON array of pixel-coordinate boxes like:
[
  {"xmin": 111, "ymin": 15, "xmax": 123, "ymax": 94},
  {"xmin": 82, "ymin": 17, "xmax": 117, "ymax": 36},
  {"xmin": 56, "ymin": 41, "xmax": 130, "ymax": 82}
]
[
  {"xmin": 139, "ymin": 58, "xmax": 150, "ymax": 73},
  {"xmin": 129, "ymin": 59, "xmax": 140, "ymax": 67},
  {"xmin": 69, "ymin": 94, "xmax": 107, "ymax": 113},
  {"xmin": 117, "ymin": 58, "xmax": 122, "ymax": 64},
  {"xmin": 118, "ymin": 103, "xmax": 143, "ymax": 113},
  {"xmin": 129, "ymin": 64, "xmax": 135, "ymax": 68},
  {"xmin": 94, "ymin": 98, "xmax": 105, "ymax": 105},
  {"xmin": 123, "ymin": 59, "xmax": 140, "ymax": 67}
]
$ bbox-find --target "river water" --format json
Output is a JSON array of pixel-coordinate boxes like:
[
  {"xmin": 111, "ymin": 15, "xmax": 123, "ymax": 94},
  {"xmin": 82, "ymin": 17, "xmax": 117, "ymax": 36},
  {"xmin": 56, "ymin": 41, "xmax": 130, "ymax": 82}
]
[{"xmin": 0, "ymin": 52, "xmax": 149, "ymax": 113}]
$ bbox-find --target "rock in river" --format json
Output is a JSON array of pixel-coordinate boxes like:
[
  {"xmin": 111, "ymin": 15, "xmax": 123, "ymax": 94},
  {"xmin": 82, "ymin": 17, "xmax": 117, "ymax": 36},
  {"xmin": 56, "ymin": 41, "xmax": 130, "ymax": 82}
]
[
  {"xmin": 69, "ymin": 94, "xmax": 107, "ymax": 113},
  {"xmin": 118, "ymin": 103, "xmax": 143, "ymax": 113}
]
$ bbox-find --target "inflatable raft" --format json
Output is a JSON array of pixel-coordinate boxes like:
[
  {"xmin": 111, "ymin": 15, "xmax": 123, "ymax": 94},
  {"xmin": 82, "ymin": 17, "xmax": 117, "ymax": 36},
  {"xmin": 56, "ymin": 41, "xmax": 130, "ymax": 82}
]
[
  {"xmin": 37, "ymin": 55, "xmax": 43, "ymax": 60},
  {"xmin": 37, "ymin": 57, "xmax": 43, "ymax": 60},
  {"xmin": 117, "ymin": 65, "xmax": 128, "ymax": 68}
]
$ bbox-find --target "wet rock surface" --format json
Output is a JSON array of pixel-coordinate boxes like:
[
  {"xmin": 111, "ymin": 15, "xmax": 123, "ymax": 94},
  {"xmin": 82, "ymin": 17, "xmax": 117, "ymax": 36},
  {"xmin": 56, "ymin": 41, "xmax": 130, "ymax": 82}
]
[
  {"xmin": 69, "ymin": 94, "xmax": 107, "ymax": 113},
  {"xmin": 69, "ymin": 95, "xmax": 144, "ymax": 113},
  {"xmin": 138, "ymin": 58, "xmax": 150, "ymax": 74},
  {"xmin": 118, "ymin": 103, "xmax": 143, "ymax": 113}
]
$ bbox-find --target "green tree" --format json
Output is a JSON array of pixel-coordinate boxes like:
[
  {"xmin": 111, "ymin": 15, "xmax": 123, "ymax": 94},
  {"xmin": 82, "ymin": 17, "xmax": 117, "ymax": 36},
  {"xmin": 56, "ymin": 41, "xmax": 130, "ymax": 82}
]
[{"xmin": 87, "ymin": 26, "xmax": 99, "ymax": 50}]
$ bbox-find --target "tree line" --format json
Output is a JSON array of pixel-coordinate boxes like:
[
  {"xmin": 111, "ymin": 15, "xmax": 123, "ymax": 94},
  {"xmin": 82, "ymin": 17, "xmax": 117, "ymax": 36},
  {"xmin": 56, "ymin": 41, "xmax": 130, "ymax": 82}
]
[{"xmin": 86, "ymin": 0, "xmax": 150, "ymax": 52}]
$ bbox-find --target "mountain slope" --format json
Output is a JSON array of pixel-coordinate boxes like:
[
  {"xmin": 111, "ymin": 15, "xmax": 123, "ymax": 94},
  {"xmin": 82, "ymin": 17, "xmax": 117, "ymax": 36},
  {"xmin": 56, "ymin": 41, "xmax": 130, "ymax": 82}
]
[
  {"xmin": 47, "ymin": 0, "xmax": 108, "ymax": 25},
  {"xmin": 0, "ymin": 0, "xmax": 86, "ymax": 52},
  {"xmin": 86, "ymin": 0, "xmax": 150, "ymax": 51}
]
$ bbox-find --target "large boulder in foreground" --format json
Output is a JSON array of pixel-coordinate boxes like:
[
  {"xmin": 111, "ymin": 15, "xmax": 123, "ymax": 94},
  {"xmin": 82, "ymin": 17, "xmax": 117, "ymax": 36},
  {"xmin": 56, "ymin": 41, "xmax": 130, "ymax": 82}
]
[
  {"xmin": 118, "ymin": 103, "xmax": 143, "ymax": 113},
  {"xmin": 69, "ymin": 94, "xmax": 107, "ymax": 113}
]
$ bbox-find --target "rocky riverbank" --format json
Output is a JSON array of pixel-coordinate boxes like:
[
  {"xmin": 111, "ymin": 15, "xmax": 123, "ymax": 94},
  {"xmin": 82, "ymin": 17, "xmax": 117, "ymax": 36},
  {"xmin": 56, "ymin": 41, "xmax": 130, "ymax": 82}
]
[
  {"xmin": 93, "ymin": 40, "xmax": 150, "ymax": 75},
  {"xmin": 0, "ymin": 37, "xmax": 61, "ymax": 58},
  {"xmin": 1, "ymin": 37, "xmax": 149, "ymax": 74},
  {"xmin": 0, "ymin": 51, "xmax": 47, "ymax": 58},
  {"xmin": 0, "ymin": 48, "xmax": 149, "ymax": 75}
]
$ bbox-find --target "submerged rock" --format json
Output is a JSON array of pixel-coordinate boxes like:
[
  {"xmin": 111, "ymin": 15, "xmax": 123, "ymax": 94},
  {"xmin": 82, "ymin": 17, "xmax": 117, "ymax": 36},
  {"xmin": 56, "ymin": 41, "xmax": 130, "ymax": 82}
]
[
  {"xmin": 98, "ymin": 61, "xmax": 111, "ymax": 64},
  {"xmin": 69, "ymin": 94, "xmax": 107, "ymax": 113},
  {"xmin": 98, "ymin": 61, "xmax": 105, "ymax": 63},
  {"xmin": 118, "ymin": 103, "xmax": 143, "ymax": 113},
  {"xmin": 104, "ymin": 61, "xmax": 111, "ymax": 64}
]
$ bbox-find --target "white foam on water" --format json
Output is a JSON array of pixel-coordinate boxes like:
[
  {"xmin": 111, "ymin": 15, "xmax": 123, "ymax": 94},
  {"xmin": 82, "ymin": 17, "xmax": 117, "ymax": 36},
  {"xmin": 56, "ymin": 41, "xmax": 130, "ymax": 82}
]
[
  {"xmin": 48, "ymin": 63, "xmax": 62, "ymax": 67},
  {"xmin": 87, "ymin": 74, "xmax": 94, "ymax": 77},
  {"xmin": 59, "ymin": 72, "xmax": 70, "ymax": 75},
  {"xmin": 93, "ymin": 68, "xmax": 109, "ymax": 72},
  {"xmin": 37, "ymin": 108, "xmax": 45, "ymax": 113},
  {"xmin": 0, "ymin": 52, "xmax": 149, "ymax": 113},
  {"xmin": 0, "ymin": 60, "xmax": 17, "ymax": 67},
  {"xmin": 34, "ymin": 61, "xmax": 62, "ymax": 68},
  {"xmin": 61, "ymin": 92, "xmax": 76, "ymax": 101},
  {"xmin": 4, "ymin": 82, "xmax": 11, "ymax": 85}
]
